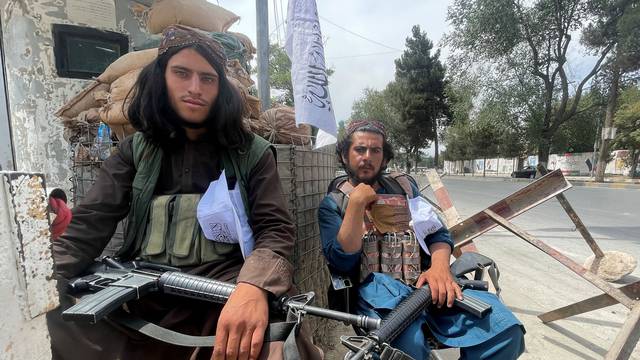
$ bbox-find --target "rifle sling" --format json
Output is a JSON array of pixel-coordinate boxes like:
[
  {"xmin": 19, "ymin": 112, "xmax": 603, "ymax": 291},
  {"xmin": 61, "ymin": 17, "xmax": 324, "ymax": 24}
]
[{"xmin": 108, "ymin": 310, "xmax": 297, "ymax": 347}]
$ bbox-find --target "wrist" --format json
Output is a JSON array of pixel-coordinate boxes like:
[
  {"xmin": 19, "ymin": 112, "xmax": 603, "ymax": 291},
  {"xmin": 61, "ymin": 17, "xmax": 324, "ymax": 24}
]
[{"xmin": 236, "ymin": 282, "xmax": 268, "ymax": 298}]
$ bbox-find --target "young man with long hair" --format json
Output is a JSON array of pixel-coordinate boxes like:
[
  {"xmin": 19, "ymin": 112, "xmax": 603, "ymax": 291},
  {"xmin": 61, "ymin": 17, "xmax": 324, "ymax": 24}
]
[{"xmin": 50, "ymin": 25, "xmax": 320, "ymax": 360}]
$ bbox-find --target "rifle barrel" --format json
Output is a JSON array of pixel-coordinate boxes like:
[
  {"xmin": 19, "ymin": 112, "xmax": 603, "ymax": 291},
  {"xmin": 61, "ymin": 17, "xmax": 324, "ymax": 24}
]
[
  {"xmin": 158, "ymin": 272, "xmax": 236, "ymax": 304},
  {"xmin": 286, "ymin": 301, "xmax": 381, "ymax": 331}
]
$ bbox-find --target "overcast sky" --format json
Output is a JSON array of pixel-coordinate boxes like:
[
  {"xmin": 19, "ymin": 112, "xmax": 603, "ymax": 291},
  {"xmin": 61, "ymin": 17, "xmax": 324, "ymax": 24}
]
[
  {"xmin": 215, "ymin": 0, "xmax": 597, "ymax": 128},
  {"xmin": 216, "ymin": 0, "xmax": 453, "ymax": 123}
]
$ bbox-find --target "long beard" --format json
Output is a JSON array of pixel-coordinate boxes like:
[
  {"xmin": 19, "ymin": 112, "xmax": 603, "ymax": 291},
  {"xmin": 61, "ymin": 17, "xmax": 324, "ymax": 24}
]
[{"xmin": 345, "ymin": 163, "xmax": 384, "ymax": 186}]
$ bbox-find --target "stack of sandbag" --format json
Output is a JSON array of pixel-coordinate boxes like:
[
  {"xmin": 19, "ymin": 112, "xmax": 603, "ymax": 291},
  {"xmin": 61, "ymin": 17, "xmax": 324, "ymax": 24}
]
[
  {"xmin": 55, "ymin": 82, "xmax": 109, "ymax": 152},
  {"xmin": 97, "ymin": 49, "xmax": 158, "ymax": 141},
  {"xmin": 147, "ymin": 0, "xmax": 239, "ymax": 34},
  {"xmin": 55, "ymin": 48, "xmax": 157, "ymax": 144},
  {"xmin": 251, "ymin": 107, "xmax": 312, "ymax": 146},
  {"xmin": 56, "ymin": 0, "xmax": 260, "ymax": 144}
]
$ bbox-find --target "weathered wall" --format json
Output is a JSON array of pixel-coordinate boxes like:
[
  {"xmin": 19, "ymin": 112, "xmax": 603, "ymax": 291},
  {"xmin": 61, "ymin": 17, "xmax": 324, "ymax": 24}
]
[
  {"xmin": 444, "ymin": 150, "xmax": 633, "ymax": 177},
  {"xmin": 0, "ymin": 2, "xmax": 150, "ymax": 358},
  {"xmin": 0, "ymin": 172, "xmax": 58, "ymax": 360},
  {"xmin": 0, "ymin": 0, "xmax": 149, "ymax": 191}
]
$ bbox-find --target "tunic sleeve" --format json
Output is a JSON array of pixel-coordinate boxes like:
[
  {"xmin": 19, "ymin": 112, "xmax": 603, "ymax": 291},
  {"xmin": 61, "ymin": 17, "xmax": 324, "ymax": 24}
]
[
  {"xmin": 53, "ymin": 136, "xmax": 136, "ymax": 279},
  {"xmin": 236, "ymin": 150, "xmax": 295, "ymax": 297}
]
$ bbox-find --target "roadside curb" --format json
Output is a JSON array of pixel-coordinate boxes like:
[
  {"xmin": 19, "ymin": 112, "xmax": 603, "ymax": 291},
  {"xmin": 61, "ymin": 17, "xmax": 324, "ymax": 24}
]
[{"xmin": 439, "ymin": 174, "xmax": 640, "ymax": 190}]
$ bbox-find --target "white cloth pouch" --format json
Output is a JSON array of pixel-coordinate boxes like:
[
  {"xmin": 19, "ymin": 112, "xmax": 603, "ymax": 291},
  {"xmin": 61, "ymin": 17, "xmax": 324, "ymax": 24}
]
[
  {"xmin": 408, "ymin": 196, "xmax": 444, "ymax": 255},
  {"xmin": 197, "ymin": 170, "xmax": 254, "ymax": 258}
]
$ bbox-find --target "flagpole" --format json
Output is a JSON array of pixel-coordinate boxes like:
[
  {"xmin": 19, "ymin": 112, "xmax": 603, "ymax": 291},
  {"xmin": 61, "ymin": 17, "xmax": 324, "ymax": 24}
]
[{"xmin": 256, "ymin": 0, "xmax": 270, "ymax": 111}]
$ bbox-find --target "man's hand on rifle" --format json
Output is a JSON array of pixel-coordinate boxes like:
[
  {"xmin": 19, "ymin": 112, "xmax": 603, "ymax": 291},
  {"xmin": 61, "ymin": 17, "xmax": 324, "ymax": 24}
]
[
  {"xmin": 416, "ymin": 243, "xmax": 463, "ymax": 308},
  {"xmin": 213, "ymin": 282, "xmax": 269, "ymax": 360}
]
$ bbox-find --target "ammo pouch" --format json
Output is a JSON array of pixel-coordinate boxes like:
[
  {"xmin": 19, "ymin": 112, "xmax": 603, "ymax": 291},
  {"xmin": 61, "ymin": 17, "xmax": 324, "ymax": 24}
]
[
  {"xmin": 360, "ymin": 231, "xmax": 421, "ymax": 285},
  {"xmin": 139, "ymin": 194, "xmax": 239, "ymax": 266}
]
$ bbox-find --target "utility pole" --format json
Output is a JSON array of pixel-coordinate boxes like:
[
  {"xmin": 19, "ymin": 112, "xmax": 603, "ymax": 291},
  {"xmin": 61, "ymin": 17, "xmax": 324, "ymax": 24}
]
[{"xmin": 256, "ymin": 0, "xmax": 270, "ymax": 111}]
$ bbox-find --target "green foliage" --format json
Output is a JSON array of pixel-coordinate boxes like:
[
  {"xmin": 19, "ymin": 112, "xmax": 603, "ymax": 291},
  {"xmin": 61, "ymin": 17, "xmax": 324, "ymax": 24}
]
[
  {"xmin": 613, "ymin": 85, "xmax": 640, "ymax": 149},
  {"xmin": 349, "ymin": 87, "xmax": 403, "ymax": 150},
  {"xmin": 443, "ymin": 121, "xmax": 472, "ymax": 161},
  {"xmin": 267, "ymin": 43, "xmax": 294, "ymax": 106},
  {"xmin": 445, "ymin": 0, "xmax": 622, "ymax": 164},
  {"xmin": 266, "ymin": 43, "xmax": 335, "ymax": 106},
  {"xmin": 550, "ymin": 91, "xmax": 604, "ymax": 153},
  {"xmin": 393, "ymin": 25, "xmax": 449, "ymax": 168}
]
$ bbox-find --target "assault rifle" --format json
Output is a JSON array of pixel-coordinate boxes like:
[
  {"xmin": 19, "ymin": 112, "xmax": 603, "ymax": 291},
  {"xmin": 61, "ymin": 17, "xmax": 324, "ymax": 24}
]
[
  {"xmin": 62, "ymin": 256, "xmax": 493, "ymax": 359},
  {"xmin": 62, "ymin": 257, "xmax": 379, "ymax": 330}
]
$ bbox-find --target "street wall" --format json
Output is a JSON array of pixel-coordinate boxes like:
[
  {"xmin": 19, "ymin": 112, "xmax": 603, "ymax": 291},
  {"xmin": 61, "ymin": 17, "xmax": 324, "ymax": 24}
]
[
  {"xmin": 0, "ymin": 172, "xmax": 58, "ymax": 360},
  {"xmin": 444, "ymin": 150, "xmax": 633, "ymax": 176},
  {"xmin": 0, "ymin": 2, "xmax": 152, "ymax": 358}
]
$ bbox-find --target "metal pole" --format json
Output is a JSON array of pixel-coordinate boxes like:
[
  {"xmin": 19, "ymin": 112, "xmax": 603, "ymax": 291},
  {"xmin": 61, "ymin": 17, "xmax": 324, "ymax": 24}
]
[{"xmin": 256, "ymin": 0, "xmax": 271, "ymax": 111}]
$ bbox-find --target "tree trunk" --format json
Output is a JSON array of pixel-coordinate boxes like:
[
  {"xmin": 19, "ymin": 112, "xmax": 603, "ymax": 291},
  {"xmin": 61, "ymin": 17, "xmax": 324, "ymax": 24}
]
[
  {"xmin": 405, "ymin": 152, "xmax": 411, "ymax": 174},
  {"xmin": 434, "ymin": 123, "xmax": 439, "ymax": 169},
  {"xmin": 537, "ymin": 138, "xmax": 551, "ymax": 173},
  {"xmin": 483, "ymin": 157, "xmax": 486, "ymax": 177},
  {"xmin": 631, "ymin": 148, "xmax": 639, "ymax": 179},
  {"xmin": 595, "ymin": 62, "xmax": 621, "ymax": 182}
]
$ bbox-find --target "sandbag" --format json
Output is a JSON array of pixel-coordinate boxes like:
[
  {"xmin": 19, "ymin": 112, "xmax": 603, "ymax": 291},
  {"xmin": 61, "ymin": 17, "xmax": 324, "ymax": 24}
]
[
  {"xmin": 227, "ymin": 77, "xmax": 250, "ymax": 118},
  {"xmin": 98, "ymin": 48, "xmax": 157, "ymax": 84},
  {"xmin": 56, "ymin": 82, "xmax": 110, "ymax": 120},
  {"xmin": 99, "ymin": 100, "xmax": 130, "ymax": 126},
  {"xmin": 229, "ymin": 32, "xmax": 256, "ymax": 56},
  {"xmin": 109, "ymin": 124, "xmax": 136, "ymax": 142},
  {"xmin": 251, "ymin": 107, "xmax": 312, "ymax": 145},
  {"xmin": 110, "ymin": 68, "xmax": 142, "ymax": 102},
  {"xmin": 61, "ymin": 107, "xmax": 101, "ymax": 143},
  {"xmin": 245, "ymin": 95, "xmax": 261, "ymax": 120},
  {"xmin": 147, "ymin": 0, "xmax": 240, "ymax": 34},
  {"xmin": 226, "ymin": 59, "xmax": 253, "ymax": 88}
]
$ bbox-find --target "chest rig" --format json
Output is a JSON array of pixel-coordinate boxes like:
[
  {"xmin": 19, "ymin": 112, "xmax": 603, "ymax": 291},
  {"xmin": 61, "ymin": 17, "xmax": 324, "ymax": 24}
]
[{"xmin": 332, "ymin": 174, "xmax": 421, "ymax": 285}]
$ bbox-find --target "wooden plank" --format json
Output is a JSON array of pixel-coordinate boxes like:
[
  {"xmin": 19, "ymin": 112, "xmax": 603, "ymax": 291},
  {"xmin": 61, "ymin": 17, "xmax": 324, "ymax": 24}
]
[
  {"xmin": 539, "ymin": 281, "xmax": 640, "ymax": 323},
  {"xmin": 537, "ymin": 165, "xmax": 605, "ymax": 257},
  {"xmin": 483, "ymin": 209, "xmax": 636, "ymax": 309},
  {"xmin": 604, "ymin": 303, "xmax": 640, "ymax": 360},
  {"xmin": 425, "ymin": 169, "xmax": 461, "ymax": 227},
  {"xmin": 451, "ymin": 169, "xmax": 571, "ymax": 247},
  {"xmin": 424, "ymin": 169, "xmax": 478, "ymax": 255}
]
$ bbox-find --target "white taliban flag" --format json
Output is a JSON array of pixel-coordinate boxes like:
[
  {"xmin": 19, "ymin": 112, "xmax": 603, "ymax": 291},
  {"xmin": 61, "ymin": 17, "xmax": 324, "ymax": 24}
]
[{"xmin": 285, "ymin": 0, "xmax": 337, "ymax": 148}]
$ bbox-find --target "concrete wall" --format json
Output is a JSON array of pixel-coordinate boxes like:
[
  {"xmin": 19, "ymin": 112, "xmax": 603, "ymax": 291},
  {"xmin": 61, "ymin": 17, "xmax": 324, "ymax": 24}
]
[
  {"xmin": 0, "ymin": 2, "xmax": 151, "ymax": 358},
  {"xmin": 444, "ymin": 150, "xmax": 633, "ymax": 176},
  {"xmin": 0, "ymin": 0, "xmax": 150, "ymax": 190},
  {"xmin": 0, "ymin": 172, "xmax": 58, "ymax": 360}
]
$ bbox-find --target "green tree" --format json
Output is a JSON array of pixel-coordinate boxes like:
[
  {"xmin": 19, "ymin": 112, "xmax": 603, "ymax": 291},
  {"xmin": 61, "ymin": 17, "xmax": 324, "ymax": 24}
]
[
  {"xmin": 613, "ymin": 85, "xmax": 640, "ymax": 178},
  {"xmin": 550, "ymin": 91, "xmax": 604, "ymax": 154},
  {"xmin": 471, "ymin": 116, "xmax": 502, "ymax": 176},
  {"xmin": 266, "ymin": 43, "xmax": 334, "ymax": 106},
  {"xmin": 583, "ymin": 0, "xmax": 640, "ymax": 181},
  {"xmin": 350, "ymin": 87, "xmax": 403, "ymax": 150},
  {"xmin": 394, "ymin": 25, "xmax": 449, "ymax": 170},
  {"xmin": 268, "ymin": 43, "xmax": 294, "ymax": 106},
  {"xmin": 446, "ymin": 0, "xmax": 619, "ymax": 169}
]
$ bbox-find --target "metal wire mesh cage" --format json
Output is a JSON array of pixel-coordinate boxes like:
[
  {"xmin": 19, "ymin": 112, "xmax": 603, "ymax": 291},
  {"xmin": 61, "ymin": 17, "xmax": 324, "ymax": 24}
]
[
  {"xmin": 68, "ymin": 123, "xmax": 125, "ymax": 256},
  {"xmin": 275, "ymin": 144, "xmax": 337, "ymax": 346}
]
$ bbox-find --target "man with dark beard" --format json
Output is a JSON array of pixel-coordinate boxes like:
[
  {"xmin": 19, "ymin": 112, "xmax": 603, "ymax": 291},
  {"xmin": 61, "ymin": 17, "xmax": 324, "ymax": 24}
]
[
  {"xmin": 49, "ymin": 25, "xmax": 321, "ymax": 360},
  {"xmin": 318, "ymin": 120, "xmax": 525, "ymax": 359}
]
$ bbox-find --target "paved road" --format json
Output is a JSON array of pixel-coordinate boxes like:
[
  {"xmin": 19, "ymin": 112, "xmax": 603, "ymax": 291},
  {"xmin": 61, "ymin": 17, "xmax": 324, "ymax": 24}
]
[
  {"xmin": 434, "ymin": 177, "xmax": 639, "ymax": 260},
  {"xmin": 323, "ymin": 177, "xmax": 639, "ymax": 360},
  {"xmin": 418, "ymin": 176, "xmax": 640, "ymax": 359}
]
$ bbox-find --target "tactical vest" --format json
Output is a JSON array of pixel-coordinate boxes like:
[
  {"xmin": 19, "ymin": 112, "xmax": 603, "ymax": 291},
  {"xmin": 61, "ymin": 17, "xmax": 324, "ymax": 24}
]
[
  {"xmin": 328, "ymin": 173, "xmax": 422, "ymax": 284},
  {"xmin": 116, "ymin": 132, "xmax": 273, "ymax": 266}
]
